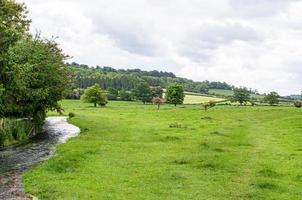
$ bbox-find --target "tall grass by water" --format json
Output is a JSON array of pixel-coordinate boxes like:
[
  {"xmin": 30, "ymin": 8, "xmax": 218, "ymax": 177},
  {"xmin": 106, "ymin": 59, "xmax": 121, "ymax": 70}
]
[{"xmin": 0, "ymin": 119, "xmax": 32, "ymax": 148}]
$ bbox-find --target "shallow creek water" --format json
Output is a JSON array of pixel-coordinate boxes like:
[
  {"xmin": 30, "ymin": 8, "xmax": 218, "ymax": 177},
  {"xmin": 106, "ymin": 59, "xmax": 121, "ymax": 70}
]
[{"xmin": 0, "ymin": 117, "xmax": 80, "ymax": 200}]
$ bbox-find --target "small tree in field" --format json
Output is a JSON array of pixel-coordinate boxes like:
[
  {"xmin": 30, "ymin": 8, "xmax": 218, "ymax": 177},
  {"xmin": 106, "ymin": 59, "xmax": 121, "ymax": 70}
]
[
  {"xmin": 166, "ymin": 84, "xmax": 185, "ymax": 107},
  {"xmin": 264, "ymin": 92, "xmax": 279, "ymax": 106},
  {"xmin": 81, "ymin": 84, "xmax": 107, "ymax": 107},
  {"xmin": 202, "ymin": 100, "xmax": 216, "ymax": 111},
  {"xmin": 232, "ymin": 87, "xmax": 250, "ymax": 105},
  {"xmin": 152, "ymin": 97, "xmax": 165, "ymax": 110},
  {"xmin": 294, "ymin": 101, "xmax": 302, "ymax": 108}
]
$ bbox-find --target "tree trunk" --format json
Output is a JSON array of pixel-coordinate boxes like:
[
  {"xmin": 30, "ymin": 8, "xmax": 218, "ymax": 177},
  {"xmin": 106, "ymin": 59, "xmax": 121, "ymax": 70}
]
[
  {"xmin": 174, "ymin": 104, "xmax": 176, "ymax": 107},
  {"xmin": 94, "ymin": 102, "xmax": 97, "ymax": 107},
  {"xmin": 157, "ymin": 104, "xmax": 160, "ymax": 110}
]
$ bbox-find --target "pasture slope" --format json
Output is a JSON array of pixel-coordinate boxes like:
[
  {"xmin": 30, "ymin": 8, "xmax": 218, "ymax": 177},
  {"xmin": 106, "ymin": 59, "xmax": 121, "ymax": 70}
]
[
  {"xmin": 23, "ymin": 100, "xmax": 302, "ymax": 200},
  {"xmin": 164, "ymin": 91, "xmax": 226, "ymax": 104}
]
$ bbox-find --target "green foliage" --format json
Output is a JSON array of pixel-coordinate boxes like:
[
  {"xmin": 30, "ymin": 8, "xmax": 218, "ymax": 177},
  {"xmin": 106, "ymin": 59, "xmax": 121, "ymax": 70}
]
[
  {"xmin": 119, "ymin": 90, "xmax": 133, "ymax": 101},
  {"xmin": 151, "ymin": 86, "xmax": 163, "ymax": 98},
  {"xmin": 0, "ymin": 0, "xmax": 30, "ymax": 119},
  {"xmin": 81, "ymin": 84, "xmax": 108, "ymax": 107},
  {"xmin": 232, "ymin": 87, "xmax": 251, "ymax": 105},
  {"xmin": 0, "ymin": 118, "xmax": 31, "ymax": 147},
  {"xmin": 68, "ymin": 63, "xmax": 235, "ymax": 95},
  {"xmin": 67, "ymin": 88, "xmax": 84, "ymax": 99},
  {"xmin": 264, "ymin": 92, "xmax": 279, "ymax": 106},
  {"xmin": 68, "ymin": 112, "xmax": 75, "ymax": 118},
  {"xmin": 294, "ymin": 101, "xmax": 302, "ymax": 108},
  {"xmin": 134, "ymin": 82, "xmax": 152, "ymax": 104},
  {"xmin": 166, "ymin": 84, "xmax": 185, "ymax": 106},
  {"xmin": 0, "ymin": 0, "xmax": 30, "ymax": 52},
  {"xmin": 107, "ymin": 87, "xmax": 119, "ymax": 100},
  {"xmin": 5, "ymin": 36, "xmax": 72, "ymax": 135}
]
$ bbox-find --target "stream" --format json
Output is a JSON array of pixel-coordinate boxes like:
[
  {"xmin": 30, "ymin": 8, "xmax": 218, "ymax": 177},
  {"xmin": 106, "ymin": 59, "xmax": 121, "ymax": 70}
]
[{"xmin": 0, "ymin": 117, "xmax": 80, "ymax": 200}]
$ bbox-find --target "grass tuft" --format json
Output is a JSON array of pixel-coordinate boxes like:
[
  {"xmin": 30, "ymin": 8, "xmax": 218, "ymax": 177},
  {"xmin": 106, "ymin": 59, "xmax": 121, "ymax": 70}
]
[
  {"xmin": 258, "ymin": 169, "xmax": 281, "ymax": 178},
  {"xmin": 173, "ymin": 158, "xmax": 191, "ymax": 165}
]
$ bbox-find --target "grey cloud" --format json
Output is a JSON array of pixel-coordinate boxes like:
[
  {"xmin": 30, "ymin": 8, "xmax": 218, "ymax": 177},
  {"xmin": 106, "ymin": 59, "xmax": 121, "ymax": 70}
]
[
  {"xmin": 180, "ymin": 23, "xmax": 260, "ymax": 62},
  {"xmin": 93, "ymin": 19, "xmax": 160, "ymax": 57}
]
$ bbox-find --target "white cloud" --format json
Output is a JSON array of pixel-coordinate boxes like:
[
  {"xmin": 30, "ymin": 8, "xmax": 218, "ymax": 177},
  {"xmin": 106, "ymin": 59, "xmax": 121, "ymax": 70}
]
[{"xmin": 18, "ymin": 0, "xmax": 302, "ymax": 95}]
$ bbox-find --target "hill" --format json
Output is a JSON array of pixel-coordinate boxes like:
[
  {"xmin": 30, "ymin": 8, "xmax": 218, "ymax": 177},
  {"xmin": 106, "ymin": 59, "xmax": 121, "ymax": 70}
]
[{"xmin": 68, "ymin": 63, "xmax": 260, "ymax": 98}]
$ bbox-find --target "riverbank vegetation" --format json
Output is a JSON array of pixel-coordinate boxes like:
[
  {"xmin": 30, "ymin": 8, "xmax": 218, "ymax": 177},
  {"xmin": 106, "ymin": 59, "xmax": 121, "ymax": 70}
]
[
  {"xmin": 23, "ymin": 100, "xmax": 302, "ymax": 199},
  {"xmin": 0, "ymin": 0, "xmax": 72, "ymax": 147}
]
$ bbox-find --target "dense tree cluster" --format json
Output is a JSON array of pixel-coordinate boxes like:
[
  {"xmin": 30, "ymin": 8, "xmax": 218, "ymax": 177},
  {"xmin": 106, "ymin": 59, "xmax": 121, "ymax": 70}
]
[{"xmin": 67, "ymin": 63, "xmax": 233, "ymax": 95}]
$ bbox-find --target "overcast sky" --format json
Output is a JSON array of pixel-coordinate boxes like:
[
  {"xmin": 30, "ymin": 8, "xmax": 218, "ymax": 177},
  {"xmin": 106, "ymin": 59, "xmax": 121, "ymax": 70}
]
[{"xmin": 20, "ymin": 0, "xmax": 302, "ymax": 95}]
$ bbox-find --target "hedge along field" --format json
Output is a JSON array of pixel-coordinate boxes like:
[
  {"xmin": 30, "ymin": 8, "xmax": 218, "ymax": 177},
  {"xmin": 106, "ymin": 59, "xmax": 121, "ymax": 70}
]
[{"xmin": 22, "ymin": 100, "xmax": 302, "ymax": 200}]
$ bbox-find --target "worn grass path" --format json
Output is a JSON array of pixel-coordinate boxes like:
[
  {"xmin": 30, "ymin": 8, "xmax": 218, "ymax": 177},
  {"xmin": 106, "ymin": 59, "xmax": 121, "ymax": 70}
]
[{"xmin": 23, "ymin": 101, "xmax": 302, "ymax": 199}]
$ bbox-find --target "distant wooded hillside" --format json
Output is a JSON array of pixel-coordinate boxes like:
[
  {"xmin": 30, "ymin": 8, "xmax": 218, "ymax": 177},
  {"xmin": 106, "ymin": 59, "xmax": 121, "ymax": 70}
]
[{"xmin": 68, "ymin": 62, "xmax": 241, "ymax": 95}]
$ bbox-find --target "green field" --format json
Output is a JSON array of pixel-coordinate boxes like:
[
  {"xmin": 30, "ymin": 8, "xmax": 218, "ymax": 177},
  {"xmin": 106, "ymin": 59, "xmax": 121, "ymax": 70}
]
[
  {"xmin": 183, "ymin": 93, "xmax": 225, "ymax": 104},
  {"xmin": 164, "ymin": 91, "xmax": 225, "ymax": 104},
  {"xmin": 23, "ymin": 100, "xmax": 302, "ymax": 199},
  {"xmin": 209, "ymin": 89, "xmax": 234, "ymax": 96},
  {"xmin": 209, "ymin": 89, "xmax": 265, "ymax": 99}
]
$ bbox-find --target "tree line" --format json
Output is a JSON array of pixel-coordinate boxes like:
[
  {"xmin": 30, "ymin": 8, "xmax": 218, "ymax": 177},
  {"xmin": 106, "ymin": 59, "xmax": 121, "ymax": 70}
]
[
  {"xmin": 67, "ymin": 63, "xmax": 234, "ymax": 96},
  {"xmin": 81, "ymin": 82, "xmax": 185, "ymax": 109}
]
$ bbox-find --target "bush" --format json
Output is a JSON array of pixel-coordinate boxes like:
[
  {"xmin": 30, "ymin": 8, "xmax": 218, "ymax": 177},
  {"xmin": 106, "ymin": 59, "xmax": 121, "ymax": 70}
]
[
  {"xmin": 202, "ymin": 100, "xmax": 216, "ymax": 111},
  {"xmin": 294, "ymin": 101, "xmax": 302, "ymax": 108},
  {"xmin": 68, "ymin": 112, "xmax": 76, "ymax": 118}
]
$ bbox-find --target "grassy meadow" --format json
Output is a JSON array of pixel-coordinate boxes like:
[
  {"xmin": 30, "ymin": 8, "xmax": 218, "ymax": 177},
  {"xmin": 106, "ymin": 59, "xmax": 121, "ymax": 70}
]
[
  {"xmin": 209, "ymin": 89, "xmax": 265, "ymax": 99},
  {"xmin": 183, "ymin": 93, "xmax": 225, "ymax": 104},
  {"xmin": 22, "ymin": 100, "xmax": 302, "ymax": 199}
]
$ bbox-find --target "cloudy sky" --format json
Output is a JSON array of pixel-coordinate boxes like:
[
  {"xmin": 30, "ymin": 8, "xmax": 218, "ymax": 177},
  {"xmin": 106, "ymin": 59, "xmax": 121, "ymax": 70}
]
[{"xmin": 20, "ymin": 0, "xmax": 302, "ymax": 95}]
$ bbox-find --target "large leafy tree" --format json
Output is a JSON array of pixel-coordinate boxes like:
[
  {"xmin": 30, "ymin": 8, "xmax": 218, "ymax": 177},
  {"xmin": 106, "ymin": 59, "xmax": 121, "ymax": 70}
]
[
  {"xmin": 165, "ymin": 84, "xmax": 185, "ymax": 106},
  {"xmin": 0, "ymin": 0, "xmax": 30, "ymax": 55},
  {"xmin": 6, "ymin": 36, "xmax": 73, "ymax": 135},
  {"xmin": 0, "ymin": 0, "xmax": 30, "ymax": 127},
  {"xmin": 264, "ymin": 92, "xmax": 279, "ymax": 106},
  {"xmin": 134, "ymin": 82, "xmax": 152, "ymax": 104},
  {"xmin": 81, "ymin": 84, "xmax": 108, "ymax": 107},
  {"xmin": 232, "ymin": 87, "xmax": 250, "ymax": 105}
]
